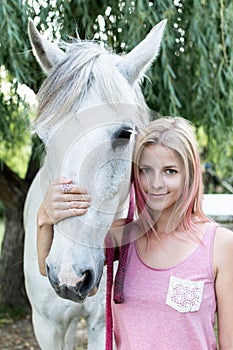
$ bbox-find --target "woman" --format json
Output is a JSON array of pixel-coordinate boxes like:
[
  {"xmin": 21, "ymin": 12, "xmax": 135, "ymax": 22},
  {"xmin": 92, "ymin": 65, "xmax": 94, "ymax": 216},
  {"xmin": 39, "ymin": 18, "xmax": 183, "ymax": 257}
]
[{"xmin": 37, "ymin": 117, "xmax": 233, "ymax": 349}]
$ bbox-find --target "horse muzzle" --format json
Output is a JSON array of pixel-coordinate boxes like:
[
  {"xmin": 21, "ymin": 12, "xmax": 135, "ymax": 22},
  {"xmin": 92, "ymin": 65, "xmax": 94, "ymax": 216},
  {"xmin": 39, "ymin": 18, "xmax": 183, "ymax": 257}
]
[{"xmin": 46, "ymin": 265, "xmax": 102, "ymax": 303}]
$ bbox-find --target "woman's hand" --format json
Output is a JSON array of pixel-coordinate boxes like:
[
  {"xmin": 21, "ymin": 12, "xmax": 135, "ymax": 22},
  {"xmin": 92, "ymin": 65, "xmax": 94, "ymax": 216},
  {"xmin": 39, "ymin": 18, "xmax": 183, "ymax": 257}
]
[
  {"xmin": 39, "ymin": 178, "xmax": 91, "ymax": 226},
  {"xmin": 37, "ymin": 178, "xmax": 91, "ymax": 276}
]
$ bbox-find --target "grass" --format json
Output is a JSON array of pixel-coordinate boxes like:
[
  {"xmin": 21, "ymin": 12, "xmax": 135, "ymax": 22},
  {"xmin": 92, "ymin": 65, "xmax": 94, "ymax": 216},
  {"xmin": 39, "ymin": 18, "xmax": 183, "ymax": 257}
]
[{"xmin": 0, "ymin": 304, "xmax": 29, "ymax": 325}]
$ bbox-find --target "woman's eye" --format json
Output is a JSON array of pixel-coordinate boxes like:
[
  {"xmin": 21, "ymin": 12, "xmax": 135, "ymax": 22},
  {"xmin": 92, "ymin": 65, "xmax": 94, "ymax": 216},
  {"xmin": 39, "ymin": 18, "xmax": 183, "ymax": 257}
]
[
  {"xmin": 165, "ymin": 169, "xmax": 177, "ymax": 175},
  {"xmin": 140, "ymin": 167, "xmax": 152, "ymax": 174}
]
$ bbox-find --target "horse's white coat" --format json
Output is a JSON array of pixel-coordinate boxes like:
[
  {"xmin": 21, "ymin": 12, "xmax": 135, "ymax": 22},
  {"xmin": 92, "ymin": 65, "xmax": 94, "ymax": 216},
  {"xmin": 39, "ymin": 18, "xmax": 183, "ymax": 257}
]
[{"xmin": 24, "ymin": 18, "xmax": 166, "ymax": 349}]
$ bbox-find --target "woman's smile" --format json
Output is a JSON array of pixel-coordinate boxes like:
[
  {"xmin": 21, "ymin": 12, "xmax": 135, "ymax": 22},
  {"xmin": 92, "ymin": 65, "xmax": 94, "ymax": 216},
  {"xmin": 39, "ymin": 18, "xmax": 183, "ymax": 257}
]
[{"xmin": 148, "ymin": 192, "xmax": 168, "ymax": 198}]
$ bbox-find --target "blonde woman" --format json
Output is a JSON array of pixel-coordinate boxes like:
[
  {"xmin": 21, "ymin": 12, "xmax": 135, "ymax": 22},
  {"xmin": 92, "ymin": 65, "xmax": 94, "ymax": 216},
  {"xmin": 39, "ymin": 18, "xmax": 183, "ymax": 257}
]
[{"xmin": 37, "ymin": 117, "xmax": 233, "ymax": 349}]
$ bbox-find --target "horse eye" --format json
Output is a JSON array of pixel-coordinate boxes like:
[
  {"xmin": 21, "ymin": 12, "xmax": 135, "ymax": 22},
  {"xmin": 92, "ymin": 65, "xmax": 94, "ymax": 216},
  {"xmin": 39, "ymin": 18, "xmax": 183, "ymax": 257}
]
[{"xmin": 112, "ymin": 126, "xmax": 133, "ymax": 149}]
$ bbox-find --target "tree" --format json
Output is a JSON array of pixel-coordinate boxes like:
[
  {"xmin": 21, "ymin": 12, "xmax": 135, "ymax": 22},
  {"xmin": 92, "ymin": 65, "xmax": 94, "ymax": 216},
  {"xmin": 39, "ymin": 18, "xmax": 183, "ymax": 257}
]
[{"xmin": 0, "ymin": 0, "xmax": 232, "ymax": 308}]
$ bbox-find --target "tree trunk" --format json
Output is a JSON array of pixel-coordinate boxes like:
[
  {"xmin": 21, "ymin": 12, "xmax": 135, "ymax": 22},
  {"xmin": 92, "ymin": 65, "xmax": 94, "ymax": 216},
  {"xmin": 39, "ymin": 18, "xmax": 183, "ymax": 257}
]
[
  {"xmin": 0, "ymin": 142, "xmax": 40, "ymax": 309},
  {"xmin": 0, "ymin": 190, "xmax": 28, "ymax": 308}
]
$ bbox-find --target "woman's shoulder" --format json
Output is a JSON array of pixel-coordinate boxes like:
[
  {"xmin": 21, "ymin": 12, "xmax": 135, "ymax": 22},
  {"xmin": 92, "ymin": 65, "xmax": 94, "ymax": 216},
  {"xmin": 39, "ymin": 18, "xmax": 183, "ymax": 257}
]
[
  {"xmin": 194, "ymin": 220, "xmax": 232, "ymax": 237},
  {"xmin": 213, "ymin": 225, "xmax": 233, "ymax": 273},
  {"xmin": 215, "ymin": 225, "xmax": 233, "ymax": 247},
  {"xmin": 110, "ymin": 219, "xmax": 139, "ymax": 246}
]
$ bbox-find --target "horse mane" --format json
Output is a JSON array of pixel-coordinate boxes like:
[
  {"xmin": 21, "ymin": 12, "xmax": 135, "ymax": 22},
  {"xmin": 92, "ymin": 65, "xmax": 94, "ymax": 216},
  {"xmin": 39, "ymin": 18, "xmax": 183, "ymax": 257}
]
[{"xmin": 33, "ymin": 39, "xmax": 150, "ymax": 135}]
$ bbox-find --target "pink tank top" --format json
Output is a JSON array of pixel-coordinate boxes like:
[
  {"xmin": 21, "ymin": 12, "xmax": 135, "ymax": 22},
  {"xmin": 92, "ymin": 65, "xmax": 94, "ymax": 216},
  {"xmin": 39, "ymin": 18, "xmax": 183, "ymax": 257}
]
[{"xmin": 112, "ymin": 223, "xmax": 218, "ymax": 350}]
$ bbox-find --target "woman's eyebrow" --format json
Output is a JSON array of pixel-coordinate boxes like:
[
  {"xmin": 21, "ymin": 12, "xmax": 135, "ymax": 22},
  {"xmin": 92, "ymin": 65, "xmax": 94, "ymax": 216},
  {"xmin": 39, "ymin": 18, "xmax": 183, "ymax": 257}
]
[
  {"xmin": 139, "ymin": 163, "xmax": 151, "ymax": 167},
  {"xmin": 164, "ymin": 164, "xmax": 178, "ymax": 168}
]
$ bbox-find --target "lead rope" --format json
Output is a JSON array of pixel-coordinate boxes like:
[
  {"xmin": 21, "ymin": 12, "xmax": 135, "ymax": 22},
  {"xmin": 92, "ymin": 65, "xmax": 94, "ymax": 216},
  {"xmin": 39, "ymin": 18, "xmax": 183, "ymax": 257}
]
[{"xmin": 105, "ymin": 185, "xmax": 135, "ymax": 350}]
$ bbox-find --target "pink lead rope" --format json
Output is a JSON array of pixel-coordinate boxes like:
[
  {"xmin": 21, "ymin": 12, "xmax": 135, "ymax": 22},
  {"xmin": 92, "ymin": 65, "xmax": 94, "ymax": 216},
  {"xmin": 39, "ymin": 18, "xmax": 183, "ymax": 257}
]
[{"xmin": 105, "ymin": 185, "xmax": 135, "ymax": 350}]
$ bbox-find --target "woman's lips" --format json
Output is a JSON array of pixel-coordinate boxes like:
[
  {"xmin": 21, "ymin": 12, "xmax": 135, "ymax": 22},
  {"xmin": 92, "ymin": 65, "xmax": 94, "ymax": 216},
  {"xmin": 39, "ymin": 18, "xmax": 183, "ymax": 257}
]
[{"xmin": 148, "ymin": 193, "xmax": 168, "ymax": 199}]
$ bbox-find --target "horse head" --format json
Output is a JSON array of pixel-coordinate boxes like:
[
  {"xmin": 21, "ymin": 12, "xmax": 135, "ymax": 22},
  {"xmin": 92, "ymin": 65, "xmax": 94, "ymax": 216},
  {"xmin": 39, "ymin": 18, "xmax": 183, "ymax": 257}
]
[{"xmin": 28, "ymin": 18, "xmax": 166, "ymax": 302}]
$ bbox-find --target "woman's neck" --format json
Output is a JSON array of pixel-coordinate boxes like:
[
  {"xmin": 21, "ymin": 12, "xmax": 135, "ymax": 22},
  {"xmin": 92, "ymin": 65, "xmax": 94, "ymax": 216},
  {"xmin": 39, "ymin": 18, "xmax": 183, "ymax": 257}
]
[{"xmin": 151, "ymin": 207, "xmax": 176, "ymax": 235}]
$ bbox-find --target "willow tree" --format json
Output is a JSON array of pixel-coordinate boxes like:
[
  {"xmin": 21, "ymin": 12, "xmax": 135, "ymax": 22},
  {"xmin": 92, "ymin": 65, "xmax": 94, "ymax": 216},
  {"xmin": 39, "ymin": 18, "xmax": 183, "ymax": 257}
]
[{"xmin": 0, "ymin": 0, "xmax": 232, "ymax": 308}]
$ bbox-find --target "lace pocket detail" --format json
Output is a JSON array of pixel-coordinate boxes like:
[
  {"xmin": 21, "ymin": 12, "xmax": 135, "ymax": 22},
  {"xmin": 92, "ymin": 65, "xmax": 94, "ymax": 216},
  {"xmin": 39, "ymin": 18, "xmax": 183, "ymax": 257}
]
[{"xmin": 166, "ymin": 276, "xmax": 204, "ymax": 313}]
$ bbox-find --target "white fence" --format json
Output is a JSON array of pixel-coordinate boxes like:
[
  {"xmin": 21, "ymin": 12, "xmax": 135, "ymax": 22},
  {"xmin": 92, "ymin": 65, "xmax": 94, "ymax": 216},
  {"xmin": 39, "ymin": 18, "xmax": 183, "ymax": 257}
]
[{"xmin": 203, "ymin": 194, "xmax": 233, "ymax": 230}]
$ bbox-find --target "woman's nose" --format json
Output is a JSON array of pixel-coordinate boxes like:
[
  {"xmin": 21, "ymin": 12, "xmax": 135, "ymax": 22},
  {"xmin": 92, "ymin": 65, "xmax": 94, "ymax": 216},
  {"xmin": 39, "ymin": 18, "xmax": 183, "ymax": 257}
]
[{"xmin": 150, "ymin": 171, "xmax": 165, "ymax": 189}]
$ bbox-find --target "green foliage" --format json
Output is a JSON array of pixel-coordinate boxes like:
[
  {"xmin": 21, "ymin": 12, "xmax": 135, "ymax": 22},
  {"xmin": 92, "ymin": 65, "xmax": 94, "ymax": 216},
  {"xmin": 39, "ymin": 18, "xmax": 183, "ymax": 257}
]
[
  {"xmin": 0, "ymin": 304, "xmax": 29, "ymax": 323},
  {"xmin": 0, "ymin": 69, "xmax": 32, "ymax": 177},
  {"xmin": 0, "ymin": 0, "xmax": 33, "ymax": 84},
  {"xmin": 0, "ymin": 0, "xmax": 232, "ymax": 190}
]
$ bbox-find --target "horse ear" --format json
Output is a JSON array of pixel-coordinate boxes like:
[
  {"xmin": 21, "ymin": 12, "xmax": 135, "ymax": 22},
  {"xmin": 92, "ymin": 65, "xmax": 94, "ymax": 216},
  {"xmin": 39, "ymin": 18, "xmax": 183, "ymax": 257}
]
[
  {"xmin": 118, "ymin": 19, "xmax": 167, "ymax": 85},
  {"xmin": 28, "ymin": 18, "xmax": 66, "ymax": 74}
]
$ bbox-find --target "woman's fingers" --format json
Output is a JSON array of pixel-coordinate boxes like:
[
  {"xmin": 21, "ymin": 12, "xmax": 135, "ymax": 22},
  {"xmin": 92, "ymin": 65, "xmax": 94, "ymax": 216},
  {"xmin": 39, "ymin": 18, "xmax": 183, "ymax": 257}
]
[
  {"xmin": 51, "ymin": 178, "xmax": 88, "ymax": 193},
  {"xmin": 51, "ymin": 207, "xmax": 89, "ymax": 223},
  {"xmin": 63, "ymin": 193, "xmax": 91, "ymax": 202},
  {"xmin": 51, "ymin": 179, "xmax": 89, "ymax": 195},
  {"xmin": 70, "ymin": 201, "xmax": 90, "ymax": 209},
  {"xmin": 61, "ymin": 207, "xmax": 89, "ymax": 217},
  {"xmin": 53, "ymin": 200, "xmax": 90, "ymax": 210},
  {"xmin": 44, "ymin": 179, "xmax": 91, "ymax": 224},
  {"xmin": 60, "ymin": 183, "xmax": 89, "ymax": 195}
]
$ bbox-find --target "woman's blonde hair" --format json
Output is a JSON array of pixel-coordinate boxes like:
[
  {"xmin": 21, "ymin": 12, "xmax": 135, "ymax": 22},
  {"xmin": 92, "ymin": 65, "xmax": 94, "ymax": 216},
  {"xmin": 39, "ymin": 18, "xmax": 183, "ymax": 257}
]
[{"xmin": 133, "ymin": 116, "xmax": 210, "ymax": 234}]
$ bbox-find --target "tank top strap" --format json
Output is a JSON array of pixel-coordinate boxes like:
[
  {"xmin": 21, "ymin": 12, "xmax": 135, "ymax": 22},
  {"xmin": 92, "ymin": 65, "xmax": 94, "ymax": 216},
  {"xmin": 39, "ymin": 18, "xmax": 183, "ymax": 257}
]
[
  {"xmin": 124, "ymin": 224, "xmax": 140, "ymax": 261},
  {"xmin": 202, "ymin": 222, "xmax": 218, "ymax": 245},
  {"xmin": 200, "ymin": 222, "xmax": 218, "ymax": 283}
]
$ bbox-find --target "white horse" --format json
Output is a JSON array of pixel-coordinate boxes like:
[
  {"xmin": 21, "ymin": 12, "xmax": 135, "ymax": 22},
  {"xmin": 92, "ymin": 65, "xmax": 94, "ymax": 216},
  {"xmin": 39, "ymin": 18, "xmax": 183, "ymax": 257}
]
[{"xmin": 23, "ymin": 18, "xmax": 166, "ymax": 349}]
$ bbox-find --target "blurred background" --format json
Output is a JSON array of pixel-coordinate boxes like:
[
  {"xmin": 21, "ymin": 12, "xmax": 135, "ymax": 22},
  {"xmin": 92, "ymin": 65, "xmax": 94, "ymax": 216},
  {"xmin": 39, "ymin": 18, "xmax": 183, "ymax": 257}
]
[{"xmin": 0, "ymin": 1, "xmax": 232, "ymax": 344}]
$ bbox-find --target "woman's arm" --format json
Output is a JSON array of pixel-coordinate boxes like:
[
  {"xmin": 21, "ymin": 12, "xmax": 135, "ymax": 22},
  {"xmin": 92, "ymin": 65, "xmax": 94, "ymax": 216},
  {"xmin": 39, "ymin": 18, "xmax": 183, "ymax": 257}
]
[
  {"xmin": 214, "ymin": 226, "xmax": 233, "ymax": 349},
  {"xmin": 37, "ymin": 204, "xmax": 54, "ymax": 276},
  {"xmin": 37, "ymin": 178, "xmax": 91, "ymax": 276}
]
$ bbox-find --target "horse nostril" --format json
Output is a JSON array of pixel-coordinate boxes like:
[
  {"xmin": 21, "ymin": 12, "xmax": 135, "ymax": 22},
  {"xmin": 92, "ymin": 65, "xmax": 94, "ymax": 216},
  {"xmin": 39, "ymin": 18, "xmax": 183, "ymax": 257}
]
[
  {"xmin": 46, "ymin": 265, "xmax": 61, "ymax": 293},
  {"xmin": 78, "ymin": 270, "xmax": 94, "ymax": 294}
]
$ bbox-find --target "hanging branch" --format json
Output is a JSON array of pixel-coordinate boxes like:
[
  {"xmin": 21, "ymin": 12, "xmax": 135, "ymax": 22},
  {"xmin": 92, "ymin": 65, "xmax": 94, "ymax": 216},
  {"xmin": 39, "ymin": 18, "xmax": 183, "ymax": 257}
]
[{"xmin": 219, "ymin": 0, "xmax": 229, "ymax": 66}]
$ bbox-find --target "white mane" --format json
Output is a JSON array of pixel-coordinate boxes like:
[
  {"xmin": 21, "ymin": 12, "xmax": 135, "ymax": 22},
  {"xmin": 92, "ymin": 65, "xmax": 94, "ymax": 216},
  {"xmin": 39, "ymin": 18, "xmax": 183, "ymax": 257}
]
[{"xmin": 33, "ymin": 39, "xmax": 150, "ymax": 135}]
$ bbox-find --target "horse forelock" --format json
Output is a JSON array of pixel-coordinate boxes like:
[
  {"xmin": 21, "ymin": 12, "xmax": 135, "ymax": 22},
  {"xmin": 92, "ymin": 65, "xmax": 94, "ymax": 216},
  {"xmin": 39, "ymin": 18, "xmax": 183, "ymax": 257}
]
[{"xmin": 33, "ymin": 39, "xmax": 149, "ymax": 137}]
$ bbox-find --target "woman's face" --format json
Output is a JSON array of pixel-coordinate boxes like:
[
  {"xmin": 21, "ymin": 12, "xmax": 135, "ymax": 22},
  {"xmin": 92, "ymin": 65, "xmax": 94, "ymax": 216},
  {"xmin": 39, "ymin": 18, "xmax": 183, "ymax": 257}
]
[{"xmin": 138, "ymin": 144, "xmax": 185, "ymax": 214}]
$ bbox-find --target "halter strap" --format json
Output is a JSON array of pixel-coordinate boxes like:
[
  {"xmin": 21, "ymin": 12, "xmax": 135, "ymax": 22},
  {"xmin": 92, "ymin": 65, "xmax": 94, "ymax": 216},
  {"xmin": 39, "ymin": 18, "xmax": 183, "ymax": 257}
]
[{"xmin": 105, "ymin": 185, "xmax": 135, "ymax": 350}]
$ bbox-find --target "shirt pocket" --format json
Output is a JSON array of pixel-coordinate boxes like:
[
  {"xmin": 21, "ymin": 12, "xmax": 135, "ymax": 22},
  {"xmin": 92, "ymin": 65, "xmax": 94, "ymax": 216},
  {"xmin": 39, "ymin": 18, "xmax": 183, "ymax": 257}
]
[{"xmin": 166, "ymin": 276, "xmax": 204, "ymax": 313}]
